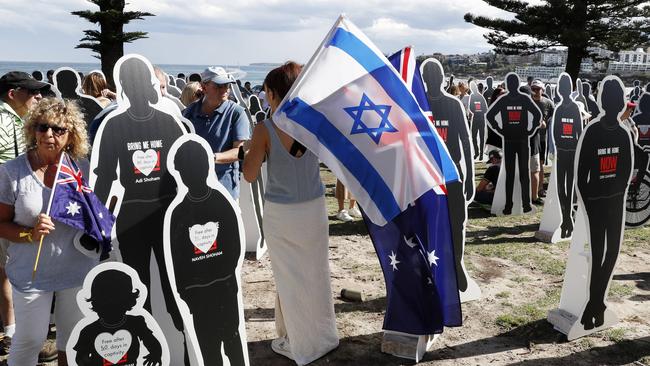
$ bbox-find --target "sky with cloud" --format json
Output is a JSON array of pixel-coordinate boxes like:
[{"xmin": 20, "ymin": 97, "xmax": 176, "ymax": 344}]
[{"xmin": 0, "ymin": 0, "xmax": 513, "ymax": 65}]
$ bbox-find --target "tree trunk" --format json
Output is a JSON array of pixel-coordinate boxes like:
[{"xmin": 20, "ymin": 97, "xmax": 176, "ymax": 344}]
[
  {"xmin": 565, "ymin": 46, "xmax": 583, "ymax": 89},
  {"xmin": 100, "ymin": 21, "xmax": 124, "ymax": 91}
]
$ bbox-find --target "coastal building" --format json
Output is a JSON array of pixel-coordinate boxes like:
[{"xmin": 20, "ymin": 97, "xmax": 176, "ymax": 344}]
[{"xmin": 608, "ymin": 47, "xmax": 650, "ymax": 73}]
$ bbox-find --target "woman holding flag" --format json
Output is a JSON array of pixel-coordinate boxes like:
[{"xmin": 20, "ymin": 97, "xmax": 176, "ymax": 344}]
[
  {"xmin": 242, "ymin": 62, "xmax": 339, "ymax": 365},
  {"xmin": 0, "ymin": 98, "xmax": 97, "ymax": 366}
]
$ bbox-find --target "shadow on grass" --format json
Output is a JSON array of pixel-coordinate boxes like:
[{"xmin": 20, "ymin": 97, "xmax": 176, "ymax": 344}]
[
  {"xmin": 423, "ymin": 319, "xmax": 563, "ymax": 363},
  {"xmin": 508, "ymin": 336, "xmax": 650, "ymax": 366},
  {"xmin": 613, "ymin": 272, "xmax": 650, "ymax": 291},
  {"xmin": 245, "ymin": 297, "xmax": 387, "ymax": 323},
  {"xmin": 468, "ymin": 204, "xmax": 493, "ymax": 219},
  {"xmin": 248, "ymin": 331, "xmax": 406, "ymax": 366},
  {"xmin": 329, "ymin": 219, "xmax": 368, "ymax": 236},
  {"xmin": 466, "ymin": 223, "xmax": 540, "ymax": 245}
]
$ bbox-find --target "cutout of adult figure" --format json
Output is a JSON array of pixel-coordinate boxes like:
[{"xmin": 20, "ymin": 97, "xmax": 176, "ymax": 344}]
[
  {"xmin": 483, "ymin": 76, "xmax": 495, "ymax": 103},
  {"xmin": 485, "ymin": 72, "xmax": 542, "ymax": 215},
  {"xmin": 421, "ymin": 58, "xmax": 474, "ymax": 292},
  {"xmin": 575, "ymin": 76, "xmax": 633, "ymax": 330},
  {"xmin": 91, "ymin": 55, "xmax": 186, "ymax": 346},
  {"xmin": 545, "ymin": 84, "xmax": 554, "ymax": 101},
  {"xmin": 553, "ymin": 73, "xmax": 583, "ymax": 238},
  {"xmin": 468, "ymin": 81, "xmax": 488, "ymax": 160},
  {"xmin": 630, "ymin": 80, "xmax": 641, "ymax": 103},
  {"xmin": 53, "ymin": 68, "xmax": 103, "ymax": 125},
  {"xmin": 166, "ymin": 137, "xmax": 247, "ymax": 366},
  {"xmin": 583, "ymin": 82, "xmax": 600, "ymax": 119},
  {"xmin": 574, "ymin": 79, "xmax": 588, "ymax": 112}
]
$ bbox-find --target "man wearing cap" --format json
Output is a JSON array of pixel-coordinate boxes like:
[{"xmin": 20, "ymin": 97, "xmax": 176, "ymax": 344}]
[
  {"xmin": 183, "ymin": 67, "xmax": 250, "ymax": 200},
  {"xmin": 0, "ymin": 72, "xmax": 48, "ymax": 162}
]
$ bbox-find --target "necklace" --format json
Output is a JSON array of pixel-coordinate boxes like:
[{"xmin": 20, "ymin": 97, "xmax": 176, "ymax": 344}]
[{"xmin": 33, "ymin": 149, "xmax": 54, "ymax": 173}]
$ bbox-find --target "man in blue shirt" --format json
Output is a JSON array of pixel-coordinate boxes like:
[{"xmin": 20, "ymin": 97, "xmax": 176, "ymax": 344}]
[{"xmin": 183, "ymin": 67, "xmax": 250, "ymax": 199}]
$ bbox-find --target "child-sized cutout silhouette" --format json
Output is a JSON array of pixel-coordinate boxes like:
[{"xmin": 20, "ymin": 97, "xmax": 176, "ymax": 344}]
[
  {"xmin": 164, "ymin": 135, "xmax": 248, "ymax": 366},
  {"xmin": 67, "ymin": 263, "xmax": 170, "ymax": 366}
]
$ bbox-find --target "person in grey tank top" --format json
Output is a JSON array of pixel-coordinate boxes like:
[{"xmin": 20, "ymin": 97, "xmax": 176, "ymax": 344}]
[{"xmin": 242, "ymin": 62, "xmax": 339, "ymax": 365}]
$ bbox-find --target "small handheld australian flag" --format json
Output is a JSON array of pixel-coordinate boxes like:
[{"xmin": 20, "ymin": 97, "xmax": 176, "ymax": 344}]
[{"xmin": 48, "ymin": 153, "xmax": 115, "ymax": 257}]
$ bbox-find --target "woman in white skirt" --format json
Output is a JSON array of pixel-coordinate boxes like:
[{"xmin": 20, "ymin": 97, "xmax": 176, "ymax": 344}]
[{"xmin": 242, "ymin": 61, "xmax": 339, "ymax": 365}]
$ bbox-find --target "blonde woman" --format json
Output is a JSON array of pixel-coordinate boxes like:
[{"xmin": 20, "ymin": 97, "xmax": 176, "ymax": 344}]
[
  {"xmin": 180, "ymin": 81, "xmax": 202, "ymax": 107},
  {"xmin": 0, "ymin": 98, "xmax": 97, "ymax": 366}
]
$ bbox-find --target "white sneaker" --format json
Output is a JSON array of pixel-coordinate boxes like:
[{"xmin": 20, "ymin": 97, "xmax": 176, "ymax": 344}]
[
  {"xmin": 349, "ymin": 206, "xmax": 362, "ymax": 218},
  {"xmin": 271, "ymin": 336, "xmax": 294, "ymax": 360},
  {"xmin": 336, "ymin": 209, "xmax": 354, "ymax": 222}
]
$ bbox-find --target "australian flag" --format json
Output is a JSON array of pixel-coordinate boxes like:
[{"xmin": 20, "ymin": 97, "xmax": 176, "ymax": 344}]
[
  {"xmin": 49, "ymin": 153, "xmax": 115, "ymax": 256},
  {"xmin": 272, "ymin": 17, "xmax": 461, "ymax": 335}
]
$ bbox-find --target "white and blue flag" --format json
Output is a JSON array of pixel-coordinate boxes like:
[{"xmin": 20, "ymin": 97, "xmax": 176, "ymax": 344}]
[
  {"xmin": 274, "ymin": 16, "xmax": 462, "ymax": 334},
  {"xmin": 274, "ymin": 15, "xmax": 458, "ymax": 226}
]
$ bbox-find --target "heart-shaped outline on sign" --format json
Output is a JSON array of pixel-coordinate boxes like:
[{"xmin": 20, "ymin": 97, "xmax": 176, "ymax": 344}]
[
  {"xmin": 94, "ymin": 329, "xmax": 132, "ymax": 365},
  {"xmin": 132, "ymin": 149, "xmax": 158, "ymax": 176},
  {"xmin": 188, "ymin": 221, "xmax": 219, "ymax": 254}
]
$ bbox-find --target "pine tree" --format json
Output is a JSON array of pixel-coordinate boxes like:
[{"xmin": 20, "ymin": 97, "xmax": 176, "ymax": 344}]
[
  {"xmin": 72, "ymin": 0, "xmax": 154, "ymax": 88},
  {"xmin": 465, "ymin": 1, "xmax": 650, "ymax": 82}
]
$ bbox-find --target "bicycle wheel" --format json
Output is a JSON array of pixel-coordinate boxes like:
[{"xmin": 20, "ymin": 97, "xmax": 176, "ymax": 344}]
[{"xmin": 626, "ymin": 177, "xmax": 650, "ymax": 227}]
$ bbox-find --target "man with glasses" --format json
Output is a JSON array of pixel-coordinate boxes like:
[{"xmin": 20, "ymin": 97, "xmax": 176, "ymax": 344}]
[
  {"xmin": 0, "ymin": 72, "xmax": 49, "ymax": 162},
  {"xmin": 0, "ymin": 71, "xmax": 57, "ymax": 362},
  {"xmin": 182, "ymin": 67, "xmax": 249, "ymax": 200}
]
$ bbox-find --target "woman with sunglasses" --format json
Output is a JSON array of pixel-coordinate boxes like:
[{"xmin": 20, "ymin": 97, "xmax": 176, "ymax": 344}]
[{"xmin": 0, "ymin": 98, "xmax": 97, "ymax": 366}]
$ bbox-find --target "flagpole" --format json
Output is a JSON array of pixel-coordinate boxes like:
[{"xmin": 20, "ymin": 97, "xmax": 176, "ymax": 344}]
[{"xmin": 32, "ymin": 153, "xmax": 65, "ymax": 280}]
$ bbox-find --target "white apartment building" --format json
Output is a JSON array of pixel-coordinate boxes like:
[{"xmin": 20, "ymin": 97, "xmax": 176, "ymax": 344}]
[{"xmin": 608, "ymin": 47, "xmax": 650, "ymax": 73}]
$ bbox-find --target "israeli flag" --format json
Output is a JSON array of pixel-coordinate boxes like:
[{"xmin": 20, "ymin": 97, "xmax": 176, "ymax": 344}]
[{"xmin": 273, "ymin": 15, "xmax": 459, "ymax": 226}]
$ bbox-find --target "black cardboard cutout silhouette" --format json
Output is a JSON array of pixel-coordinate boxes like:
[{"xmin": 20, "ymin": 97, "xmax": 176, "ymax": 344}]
[
  {"xmin": 483, "ymin": 76, "xmax": 495, "ymax": 103},
  {"xmin": 164, "ymin": 135, "xmax": 249, "ymax": 366},
  {"xmin": 537, "ymin": 73, "xmax": 583, "ymax": 242},
  {"xmin": 420, "ymin": 58, "xmax": 480, "ymax": 302},
  {"xmin": 574, "ymin": 79, "xmax": 588, "ymax": 110},
  {"xmin": 231, "ymin": 83, "xmax": 267, "ymax": 259},
  {"xmin": 630, "ymin": 80, "xmax": 641, "ymax": 103},
  {"xmin": 53, "ymin": 67, "xmax": 103, "ymax": 125},
  {"xmin": 468, "ymin": 81, "xmax": 488, "ymax": 160},
  {"xmin": 486, "ymin": 72, "xmax": 542, "ymax": 216},
  {"xmin": 545, "ymin": 84, "xmax": 553, "ymax": 101},
  {"xmin": 89, "ymin": 54, "xmax": 188, "ymax": 365},
  {"xmin": 66, "ymin": 262, "xmax": 170, "ymax": 366},
  {"xmin": 548, "ymin": 75, "xmax": 634, "ymax": 340},
  {"xmin": 583, "ymin": 82, "xmax": 600, "ymax": 119},
  {"xmin": 248, "ymin": 95, "xmax": 262, "ymax": 116}
]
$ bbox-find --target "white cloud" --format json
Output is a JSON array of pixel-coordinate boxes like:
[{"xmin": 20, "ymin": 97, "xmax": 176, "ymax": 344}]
[{"xmin": 0, "ymin": 0, "xmax": 513, "ymax": 63}]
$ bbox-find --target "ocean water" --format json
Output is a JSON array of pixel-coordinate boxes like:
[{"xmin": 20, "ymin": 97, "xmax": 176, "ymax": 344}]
[{"xmin": 0, "ymin": 61, "xmax": 278, "ymax": 87}]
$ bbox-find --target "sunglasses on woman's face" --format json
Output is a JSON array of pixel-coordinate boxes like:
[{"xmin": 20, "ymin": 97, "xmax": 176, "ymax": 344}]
[{"xmin": 36, "ymin": 123, "xmax": 68, "ymax": 136}]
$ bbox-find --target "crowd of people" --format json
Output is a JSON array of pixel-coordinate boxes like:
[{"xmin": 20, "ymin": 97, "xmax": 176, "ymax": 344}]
[
  {"xmin": 0, "ymin": 63, "xmax": 646, "ymax": 366},
  {"xmin": 0, "ymin": 61, "xmax": 342, "ymax": 366}
]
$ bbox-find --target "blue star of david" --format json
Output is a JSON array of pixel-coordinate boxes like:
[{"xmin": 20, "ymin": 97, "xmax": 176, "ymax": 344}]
[{"xmin": 344, "ymin": 94, "xmax": 397, "ymax": 144}]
